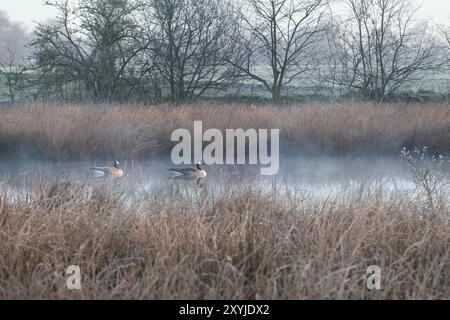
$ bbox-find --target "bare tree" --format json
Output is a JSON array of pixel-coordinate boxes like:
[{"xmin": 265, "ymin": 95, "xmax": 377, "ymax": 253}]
[
  {"xmin": 437, "ymin": 23, "xmax": 450, "ymax": 101},
  {"xmin": 30, "ymin": 0, "xmax": 149, "ymax": 102},
  {"xmin": 146, "ymin": 0, "xmax": 240, "ymax": 104},
  {"xmin": 439, "ymin": 23, "xmax": 450, "ymax": 67},
  {"xmin": 0, "ymin": 49, "xmax": 29, "ymax": 102},
  {"xmin": 0, "ymin": 10, "xmax": 29, "ymax": 102},
  {"xmin": 229, "ymin": 0, "xmax": 329, "ymax": 104},
  {"xmin": 327, "ymin": 0, "xmax": 440, "ymax": 101}
]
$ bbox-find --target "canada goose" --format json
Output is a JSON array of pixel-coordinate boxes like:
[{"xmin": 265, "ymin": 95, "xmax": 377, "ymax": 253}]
[
  {"xmin": 169, "ymin": 162, "xmax": 207, "ymax": 187},
  {"xmin": 90, "ymin": 160, "xmax": 124, "ymax": 180}
]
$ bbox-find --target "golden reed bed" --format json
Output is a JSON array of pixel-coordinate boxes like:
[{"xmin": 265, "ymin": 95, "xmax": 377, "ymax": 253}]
[
  {"xmin": 0, "ymin": 102, "xmax": 449, "ymax": 159},
  {"xmin": 0, "ymin": 183, "xmax": 448, "ymax": 299}
]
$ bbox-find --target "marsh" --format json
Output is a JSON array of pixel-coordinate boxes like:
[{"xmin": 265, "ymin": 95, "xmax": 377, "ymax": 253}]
[
  {"xmin": 0, "ymin": 154, "xmax": 448, "ymax": 299},
  {"xmin": 2, "ymin": 0, "xmax": 450, "ymax": 300},
  {"xmin": 0, "ymin": 156, "xmax": 419, "ymax": 201},
  {"xmin": 0, "ymin": 105, "xmax": 449, "ymax": 299}
]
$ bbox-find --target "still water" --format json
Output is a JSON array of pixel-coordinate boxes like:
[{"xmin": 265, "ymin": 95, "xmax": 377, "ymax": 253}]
[{"xmin": 0, "ymin": 157, "xmax": 419, "ymax": 201}]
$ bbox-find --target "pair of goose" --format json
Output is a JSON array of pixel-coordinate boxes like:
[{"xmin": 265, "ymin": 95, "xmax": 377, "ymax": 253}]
[{"xmin": 90, "ymin": 160, "xmax": 207, "ymax": 184}]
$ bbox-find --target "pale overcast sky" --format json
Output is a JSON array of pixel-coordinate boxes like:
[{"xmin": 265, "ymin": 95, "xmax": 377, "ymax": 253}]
[{"xmin": 0, "ymin": 0, "xmax": 449, "ymax": 30}]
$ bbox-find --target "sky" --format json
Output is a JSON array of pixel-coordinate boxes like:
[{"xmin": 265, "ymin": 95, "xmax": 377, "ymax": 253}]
[
  {"xmin": 0, "ymin": 0, "xmax": 449, "ymax": 30},
  {"xmin": 0, "ymin": 0, "xmax": 58, "ymax": 31}
]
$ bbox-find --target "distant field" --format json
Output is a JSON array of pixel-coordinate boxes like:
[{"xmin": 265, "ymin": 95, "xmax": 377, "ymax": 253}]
[{"xmin": 0, "ymin": 102, "xmax": 449, "ymax": 160}]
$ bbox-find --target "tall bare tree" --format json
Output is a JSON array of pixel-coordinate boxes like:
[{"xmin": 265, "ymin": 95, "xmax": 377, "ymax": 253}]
[
  {"xmin": 229, "ymin": 0, "xmax": 329, "ymax": 104},
  {"xmin": 327, "ymin": 0, "xmax": 440, "ymax": 101},
  {"xmin": 30, "ymin": 0, "xmax": 149, "ymax": 102},
  {"xmin": 146, "ymin": 0, "xmax": 240, "ymax": 104}
]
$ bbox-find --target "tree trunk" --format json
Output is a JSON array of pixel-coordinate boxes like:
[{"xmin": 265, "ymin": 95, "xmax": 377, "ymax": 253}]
[{"xmin": 272, "ymin": 83, "xmax": 282, "ymax": 104}]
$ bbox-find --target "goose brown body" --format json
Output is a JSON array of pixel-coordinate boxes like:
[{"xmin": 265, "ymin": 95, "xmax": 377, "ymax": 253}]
[
  {"xmin": 90, "ymin": 161, "xmax": 124, "ymax": 179},
  {"xmin": 169, "ymin": 163, "xmax": 207, "ymax": 187},
  {"xmin": 169, "ymin": 163, "xmax": 207, "ymax": 179}
]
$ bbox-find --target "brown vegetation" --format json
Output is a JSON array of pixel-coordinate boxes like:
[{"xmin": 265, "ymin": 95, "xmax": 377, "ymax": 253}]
[
  {"xmin": 0, "ymin": 180, "xmax": 448, "ymax": 299},
  {"xmin": 0, "ymin": 102, "xmax": 449, "ymax": 160}
]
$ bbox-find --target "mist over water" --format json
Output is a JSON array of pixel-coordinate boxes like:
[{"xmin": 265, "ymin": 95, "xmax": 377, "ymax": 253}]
[{"xmin": 0, "ymin": 156, "xmax": 417, "ymax": 201}]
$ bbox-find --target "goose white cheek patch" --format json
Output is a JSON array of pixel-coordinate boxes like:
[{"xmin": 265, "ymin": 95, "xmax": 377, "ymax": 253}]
[{"xmin": 171, "ymin": 121, "xmax": 280, "ymax": 176}]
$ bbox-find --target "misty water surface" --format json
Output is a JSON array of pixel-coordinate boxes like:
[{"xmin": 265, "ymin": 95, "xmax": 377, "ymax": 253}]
[{"xmin": 0, "ymin": 157, "xmax": 419, "ymax": 201}]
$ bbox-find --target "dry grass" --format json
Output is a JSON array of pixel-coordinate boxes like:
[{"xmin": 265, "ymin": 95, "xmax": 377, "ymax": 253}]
[
  {"xmin": 0, "ymin": 102, "xmax": 449, "ymax": 159},
  {"xmin": 0, "ymin": 181, "xmax": 448, "ymax": 299},
  {"xmin": 0, "ymin": 102, "xmax": 449, "ymax": 299}
]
